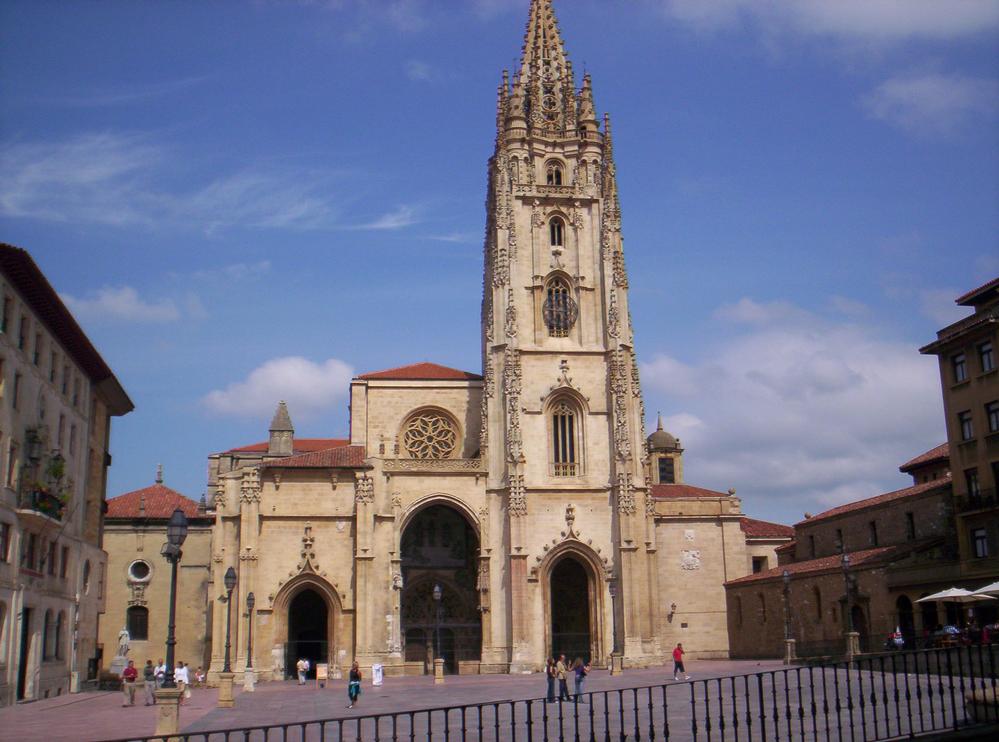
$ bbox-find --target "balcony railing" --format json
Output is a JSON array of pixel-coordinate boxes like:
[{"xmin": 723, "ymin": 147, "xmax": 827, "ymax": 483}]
[
  {"xmin": 18, "ymin": 490, "xmax": 65, "ymax": 521},
  {"xmin": 956, "ymin": 488, "xmax": 997, "ymax": 514},
  {"xmin": 552, "ymin": 463, "xmax": 577, "ymax": 477}
]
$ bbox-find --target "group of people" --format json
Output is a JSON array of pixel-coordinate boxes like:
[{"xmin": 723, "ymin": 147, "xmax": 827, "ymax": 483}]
[
  {"xmin": 545, "ymin": 655, "xmax": 591, "ymax": 702},
  {"xmin": 120, "ymin": 659, "xmax": 203, "ymax": 707}
]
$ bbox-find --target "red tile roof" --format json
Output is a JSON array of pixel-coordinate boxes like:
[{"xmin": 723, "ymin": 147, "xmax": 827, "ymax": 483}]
[
  {"xmin": 956, "ymin": 277, "xmax": 999, "ymax": 306},
  {"xmin": 650, "ymin": 483, "xmax": 731, "ymax": 499},
  {"xmin": 740, "ymin": 517, "xmax": 794, "ymax": 539},
  {"xmin": 226, "ymin": 438, "xmax": 349, "ymax": 454},
  {"xmin": 107, "ymin": 484, "xmax": 202, "ymax": 519},
  {"xmin": 263, "ymin": 445, "xmax": 368, "ymax": 469},
  {"xmin": 899, "ymin": 443, "xmax": 949, "ymax": 473},
  {"xmin": 775, "ymin": 541, "xmax": 797, "ymax": 553},
  {"xmin": 726, "ymin": 546, "xmax": 900, "ymax": 586},
  {"xmin": 356, "ymin": 362, "xmax": 482, "ymax": 381},
  {"xmin": 794, "ymin": 476, "xmax": 951, "ymax": 527},
  {"xmin": 0, "ymin": 244, "xmax": 133, "ymax": 416}
]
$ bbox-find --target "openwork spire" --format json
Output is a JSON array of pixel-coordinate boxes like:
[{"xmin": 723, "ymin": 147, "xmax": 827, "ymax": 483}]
[
  {"xmin": 518, "ymin": 0, "xmax": 575, "ymax": 135},
  {"xmin": 519, "ymin": 0, "xmax": 569, "ymax": 81}
]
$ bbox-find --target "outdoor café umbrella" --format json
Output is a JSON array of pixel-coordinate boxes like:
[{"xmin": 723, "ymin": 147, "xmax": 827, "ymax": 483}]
[
  {"xmin": 916, "ymin": 587, "xmax": 996, "ymax": 604},
  {"xmin": 972, "ymin": 581, "xmax": 999, "ymax": 597}
]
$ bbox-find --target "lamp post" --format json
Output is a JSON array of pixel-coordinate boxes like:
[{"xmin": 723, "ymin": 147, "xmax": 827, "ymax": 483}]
[
  {"xmin": 432, "ymin": 583, "xmax": 444, "ymax": 684},
  {"xmin": 160, "ymin": 508, "xmax": 188, "ymax": 688},
  {"xmin": 153, "ymin": 508, "xmax": 188, "ymax": 739},
  {"xmin": 782, "ymin": 569, "xmax": 795, "ymax": 664},
  {"xmin": 243, "ymin": 592, "xmax": 255, "ymax": 692},
  {"xmin": 841, "ymin": 553, "xmax": 853, "ymax": 634},
  {"xmin": 217, "ymin": 566, "xmax": 238, "ymax": 708},
  {"xmin": 223, "ymin": 567, "xmax": 237, "ymax": 673}
]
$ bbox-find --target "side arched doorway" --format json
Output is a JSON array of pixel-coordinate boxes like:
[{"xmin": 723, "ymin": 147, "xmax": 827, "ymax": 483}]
[
  {"xmin": 400, "ymin": 504, "xmax": 481, "ymax": 674},
  {"xmin": 550, "ymin": 557, "xmax": 592, "ymax": 663},
  {"xmin": 896, "ymin": 595, "xmax": 915, "ymax": 647},
  {"xmin": 286, "ymin": 589, "xmax": 328, "ymax": 679},
  {"xmin": 851, "ymin": 605, "xmax": 869, "ymax": 653}
]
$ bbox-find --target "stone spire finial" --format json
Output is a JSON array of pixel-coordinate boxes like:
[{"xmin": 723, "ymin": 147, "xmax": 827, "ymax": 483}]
[
  {"xmin": 578, "ymin": 73, "xmax": 597, "ymax": 131},
  {"xmin": 268, "ymin": 401, "xmax": 295, "ymax": 456},
  {"xmin": 155, "ymin": 463, "xmax": 163, "ymax": 484},
  {"xmin": 519, "ymin": 0, "xmax": 569, "ymax": 80},
  {"xmin": 656, "ymin": 413, "xmax": 664, "ymax": 432}
]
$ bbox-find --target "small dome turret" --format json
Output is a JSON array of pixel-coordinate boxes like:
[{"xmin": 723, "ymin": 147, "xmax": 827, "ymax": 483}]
[{"xmin": 647, "ymin": 414, "xmax": 680, "ymax": 452}]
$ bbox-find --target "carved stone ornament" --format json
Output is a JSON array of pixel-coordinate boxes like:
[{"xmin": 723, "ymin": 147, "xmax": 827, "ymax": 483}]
[
  {"xmin": 383, "ymin": 458, "xmax": 485, "ymax": 473},
  {"xmin": 531, "ymin": 200, "xmax": 545, "ymax": 228},
  {"xmin": 391, "ymin": 572, "xmax": 403, "ymax": 590},
  {"xmin": 564, "ymin": 503, "xmax": 577, "ymax": 536},
  {"xmin": 213, "ymin": 484, "xmax": 227, "ymax": 509},
  {"xmin": 484, "ymin": 300, "xmax": 495, "ymax": 343},
  {"xmin": 403, "ymin": 412, "xmax": 458, "ymax": 459},
  {"xmin": 298, "ymin": 523, "xmax": 319, "ymax": 573},
  {"xmin": 391, "ymin": 493, "xmax": 403, "ymax": 509},
  {"xmin": 680, "ymin": 550, "xmax": 702, "ymax": 571},
  {"xmin": 684, "ymin": 529, "xmax": 696, "ymax": 542},
  {"xmin": 128, "ymin": 583, "xmax": 147, "ymax": 607},
  {"xmin": 354, "ymin": 474, "xmax": 374, "ymax": 504},
  {"xmin": 607, "ymin": 290, "xmax": 620, "ymax": 338},
  {"xmin": 240, "ymin": 468, "xmax": 262, "ymax": 503},
  {"xmin": 509, "ymin": 474, "xmax": 527, "ymax": 517},
  {"xmin": 272, "ymin": 471, "xmax": 282, "ymax": 491},
  {"xmin": 505, "ymin": 288, "xmax": 518, "ymax": 338},
  {"xmin": 616, "ymin": 471, "xmax": 636, "ymax": 515}
]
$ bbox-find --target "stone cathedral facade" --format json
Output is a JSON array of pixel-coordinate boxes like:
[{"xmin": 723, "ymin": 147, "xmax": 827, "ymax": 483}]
[{"xmin": 203, "ymin": 0, "xmax": 790, "ymax": 682}]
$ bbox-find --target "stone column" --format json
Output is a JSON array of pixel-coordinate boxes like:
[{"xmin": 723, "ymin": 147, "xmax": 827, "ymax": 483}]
[
  {"xmin": 434, "ymin": 658, "xmax": 445, "ymax": 684},
  {"xmin": 217, "ymin": 671, "xmax": 235, "ymax": 708},
  {"xmin": 153, "ymin": 687, "xmax": 184, "ymax": 741},
  {"xmin": 784, "ymin": 639, "xmax": 797, "ymax": 665}
]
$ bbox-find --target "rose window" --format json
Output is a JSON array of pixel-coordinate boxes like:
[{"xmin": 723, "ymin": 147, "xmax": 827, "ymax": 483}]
[{"xmin": 403, "ymin": 412, "xmax": 458, "ymax": 459}]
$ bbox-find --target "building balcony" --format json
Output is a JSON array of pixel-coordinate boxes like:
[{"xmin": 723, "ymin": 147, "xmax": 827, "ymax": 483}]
[
  {"xmin": 954, "ymin": 488, "xmax": 997, "ymax": 515},
  {"xmin": 17, "ymin": 490, "xmax": 65, "ymax": 522}
]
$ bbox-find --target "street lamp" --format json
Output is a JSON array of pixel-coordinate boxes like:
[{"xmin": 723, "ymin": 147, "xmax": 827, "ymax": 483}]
[
  {"xmin": 782, "ymin": 570, "xmax": 792, "ymax": 642},
  {"xmin": 432, "ymin": 583, "xmax": 442, "ymax": 668},
  {"xmin": 159, "ymin": 508, "xmax": 188, "ymax": 689},
  {"xmin": 223, "ymin": 567, "xmax": 237, "ymax": 673},
  {"xmin": 245, "ymin": 592, "xmax": 255, "ymax": 669},
  {"xmin": 841, "ymin": 553, "xmax": 854, "ymax": 633}
]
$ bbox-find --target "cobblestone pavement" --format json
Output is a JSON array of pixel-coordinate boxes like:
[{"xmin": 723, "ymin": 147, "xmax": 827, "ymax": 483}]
[{"xmin": 0, "ymin": 660, "xmax": 785, "ymax": 741}]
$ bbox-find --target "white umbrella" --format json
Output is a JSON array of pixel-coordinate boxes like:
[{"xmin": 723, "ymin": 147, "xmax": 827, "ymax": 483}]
[
  {"xmin": 915, "ymin": 587, "xmax": 996, "ymax": 604},
  {"xmin": 972, "ymin": 581, "xmax": 999, "ymax": 597}
]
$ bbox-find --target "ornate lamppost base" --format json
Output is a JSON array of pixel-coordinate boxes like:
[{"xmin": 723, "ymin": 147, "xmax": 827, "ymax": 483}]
[
  {"xmin": 610, "ymin": 653, "xmax": 624, "ymax": 676},
  {"xmin": 217, "ymin": 672, "xmax": 236, "ymax": 708},
  {"xmin": 153, "ymin": 687, "xmax": 184, "ymax": 741},
  {"xmin": 243, "ymin": 667, "xmax": 255, "ymax": 692},
  {"xmin": 845, "ymin": 631, "xmax": 861, "ymax": 662},
  {"xmin": 433, "ymin": 658, "xmax": 445, "ymax": 684},
  {"xmin": 783, "ymin": 638, "xmax": 797, "ymax": 665}
]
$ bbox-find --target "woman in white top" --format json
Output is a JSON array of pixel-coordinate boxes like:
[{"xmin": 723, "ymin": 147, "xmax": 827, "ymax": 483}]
[{"xmin": 175, "ymin": 662, "xmax": 190, "ymax": 701}]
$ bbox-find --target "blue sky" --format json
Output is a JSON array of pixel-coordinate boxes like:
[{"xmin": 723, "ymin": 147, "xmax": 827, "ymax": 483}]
[{"xmin": 1, "ymin": 0, "xmax": 997, "ymax": 525}]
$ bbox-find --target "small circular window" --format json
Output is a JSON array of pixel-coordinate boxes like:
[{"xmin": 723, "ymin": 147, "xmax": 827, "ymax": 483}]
[{"xmin": 128, "ymin": 560, "xmax": 151, "ymax": 582}]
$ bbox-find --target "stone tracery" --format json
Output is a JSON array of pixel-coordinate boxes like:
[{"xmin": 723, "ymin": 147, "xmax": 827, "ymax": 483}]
[{"xmin": 403, "ymin": 411, "xmax": 458, "ymax": 460}]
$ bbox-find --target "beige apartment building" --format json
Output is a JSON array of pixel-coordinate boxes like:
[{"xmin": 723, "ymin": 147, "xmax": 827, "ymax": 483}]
[
  {"xmin": 101, "ymin": 473, "xmax": 213, "ymax": 674},
  {"xmin": 195, "ymin": 0, "xmax": 792, "ymax": 684},
  {"xmin": 0, "ymin": 245, "xmax": 132, "ymax": 705},
  {"xmin": 921, "ymin": 278, "xmax": 999, "ymax": 582}
]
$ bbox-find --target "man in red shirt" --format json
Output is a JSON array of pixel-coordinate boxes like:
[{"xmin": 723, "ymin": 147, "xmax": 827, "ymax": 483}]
[
  {"xmin": 671, "ymin": 643, "xmax": 690, "ymax": 681},
  {"xmin": 121, "ymin": 660, "xmax": 139, "ymax": 706}
]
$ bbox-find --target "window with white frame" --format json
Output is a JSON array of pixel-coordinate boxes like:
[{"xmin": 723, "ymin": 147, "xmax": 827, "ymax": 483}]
[
  {"xmin": 972, "ymin": 528, "xmax": 989, "ymax": 558},
  {"xmin": 958, "ymin": 410, "xmax": 974, "ymax": 441},
  {"xmin": 986, "ymin": 401, "xmax": 999, "ymax": 434}
]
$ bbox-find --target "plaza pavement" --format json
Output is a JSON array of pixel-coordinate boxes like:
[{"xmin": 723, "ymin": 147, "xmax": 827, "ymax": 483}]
[{"xmin": 0, "ymin": 659, "xmax": 786, "ymax": 741}]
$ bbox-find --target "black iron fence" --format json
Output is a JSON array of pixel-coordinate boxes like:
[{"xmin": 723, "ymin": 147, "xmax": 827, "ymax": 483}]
[{"xmin": 103, "ymin": 644, "xmax": 999, "ymax": 742}]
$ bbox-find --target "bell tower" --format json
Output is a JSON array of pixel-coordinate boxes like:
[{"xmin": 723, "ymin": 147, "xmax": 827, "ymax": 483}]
[{"xmin": 482, "ymin": 0, "xmax": 660, "ymax": 669}]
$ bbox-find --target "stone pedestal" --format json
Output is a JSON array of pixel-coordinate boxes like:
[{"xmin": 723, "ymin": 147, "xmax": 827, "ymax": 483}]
[
  {"xmin": 108, "ymin": 655, "xmax": 129, "ymax": 679},
  {"xmin": 433, "ymin": 658, "xmax": 445, "ymax": 685},
  {"xmin": 217, "ymin": 672, "xmax": 236, "ymax": 708},
  {"xmin": 610, "ymin": 653, "xmax": 623, "ymax": 676},
  {"xmin": 845, "ymin": 632, "xmax": 860, "ymax": 662},
  {"xmin": 243, "ymin": 668, "xmax": 255, "ymax": 692},
  {"xmin": 783, "ymin": 639, "xmax": 797, "ymax": 665},
  {"xmin": 153, "ymin": 687, "xmax": 184, "ymax": 742}
]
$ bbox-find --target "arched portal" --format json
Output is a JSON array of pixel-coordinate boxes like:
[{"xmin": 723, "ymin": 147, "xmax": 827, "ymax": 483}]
[
  {"xmin": 400, "ymin": 504, "xmax": 481, "ymax": 674},
  {"xmin": 550, "ymin": 557, "xmax": 591, "ymax": 663},
  {"xmin": 851, "ymin": 605, "xmax": 869, "ymax": 653},
  {"xmin": 896, "ymin": 595, "xmax": 915, "ymax": 646},
  {"xmin": 286, "ymin": 589, "xmax": 328, "ymax": 679}
]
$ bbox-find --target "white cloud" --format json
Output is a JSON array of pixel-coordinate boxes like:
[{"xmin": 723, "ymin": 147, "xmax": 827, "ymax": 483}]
[
  {"xmin": 353, "ymin": 204, "xmax": 419, "ymax": 230},
  {"xmin": 61, "ymin": 286, "xmax": 182, "ymax": 323},
  {"xmin": 919, "ymin": 288, "xmax": 971, "ymax": 327},
  {"xmin": 405, "ymin": 60, "xmax": 435, "ymax": 82},
  {"xmin": 202, "ymin": 356, "xmax": 355, "ymax": 419},
  {"xmin": 428, "ymin": 232, "xmax": 478, "ymax": 244},
  {"xmin": 658, "ymin": 0, "xmax": 999, "ymax": 42},
  {"xmin": 0, "ymin": 133, "xmax": 346, "ymax": 232},
  {"xmin": 192, "ymin": 260, "xmax": 272, "ymax": 282},
  {"xmin": 862, "ymin": 74, "xmax": 999, "ymax": 136},
  {"xmin": 642, "ymin": 298, "xmax": 944, "ymax": 520}
]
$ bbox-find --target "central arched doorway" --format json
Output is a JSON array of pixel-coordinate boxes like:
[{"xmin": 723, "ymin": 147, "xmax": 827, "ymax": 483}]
[
  {"xmin": 400, "ymin": 504, "xmax": 481, "ymax": 674},
  {"xmin": 286, "ymin": 589, "xmax": 328, "ymax": 679},
  {"xmin": 550, "ymin": 557, "xmax": 591, "ymax": 663}
]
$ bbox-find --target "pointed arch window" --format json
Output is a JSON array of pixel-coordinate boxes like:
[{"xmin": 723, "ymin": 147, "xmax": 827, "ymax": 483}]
[
  {"xmin": 546, "ymin": 161, "xmax": 564, "ymax": 186},
  {"xmin": 551, "ymin": 399, "xmax": 579, "ymax": 476},
  {"xmin": 543, "ymin": 276, "xmax": 577, "ymax": 337},
  {"xmin": 549, "ymin": 217, "xmax": 564, "ymax": 247}
]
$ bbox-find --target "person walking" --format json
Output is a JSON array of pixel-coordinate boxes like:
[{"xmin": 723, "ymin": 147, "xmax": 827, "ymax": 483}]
[
  {"xmin": 154, "ymin": 658, "xmax": 166, "ymax": 688},
  {"xmin": 556, "ymin": 654, "xmax": 570, "ymax": 701},
  {"xmin": 142, "ymin": 660, "xmax": 157, "ymax": 706},
  {"xmin": 120, "ymin": 660, "xmax": 138, "ymax": 706},
  {"xmin": 347, "ymin": 661, "xmax": 362, "ymax": 709},
  {"xmin": 296, "ymin": 657, "xmax": 307, "ymax": 685},
  {"xmin": 672, "ymin": 643, "xmax": 690, "ymax": 681},
  {"xmin": 545, "ymin": 657, "xmax": 557, "ymax": 702},
  {"xmin": 572, "ymin": 658, "xmax": 590, "ymax": 702},
  {"xmin": 175, "ymin": 662, "xmax": 190, "ymax": 702}
]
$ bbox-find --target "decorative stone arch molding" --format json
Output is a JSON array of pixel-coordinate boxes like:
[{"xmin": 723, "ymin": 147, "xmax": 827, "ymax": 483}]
[
  {"xmin": 268, "ymin": 572, "xmax": 347, "ymax": 677},
  {"xmin": 398, "ymin": 492, "xmax": 482, "ymax": 541},
  {"xmin": 398, "ymin": 407, "xmax": 462, "ymax": 460}
]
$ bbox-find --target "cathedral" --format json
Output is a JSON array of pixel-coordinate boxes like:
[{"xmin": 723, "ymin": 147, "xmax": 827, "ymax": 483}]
[{"xmin": 202, "ymin": 0, "xmax": 790, "ymax": 681}]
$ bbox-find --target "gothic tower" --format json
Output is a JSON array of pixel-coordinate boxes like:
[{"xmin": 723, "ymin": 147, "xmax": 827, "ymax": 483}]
[{"xmin": 482, "ymin": 0, "xmax": 660, "ymax": 669}]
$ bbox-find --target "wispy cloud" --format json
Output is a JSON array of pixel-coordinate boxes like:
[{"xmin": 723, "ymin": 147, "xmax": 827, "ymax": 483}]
[
  {"xmin": 0, "ymin": 132, "xmax": 352, "ymax": 233},
  {"xmin": 657, "ymin": 0, "xmax": 999, "ymax": 43},
  {"xmin": 642, "ymin": 297, "xmax": 944, "ymax": 519},
  {"xmin": 61, "ymin": 286, "xmax": 185, "ymax": 323},
  {"xmin": 405, "ymin": 60, "xmax": 436, "ymax": 82},
  {"xmin": 428, "ymin": 231, "xmax": 478, "ymax": 244},
  {"xmin": 191, "ymin": 260, "xmax": 272, "ymax": 282},
  {"xmin": 351, "ymin": 204, "xmax": 420, "ymax": 230},
  {"xmin": 35, "ymin": 75, "xmax": 212, "ymax": 108},
  {"xmin": 202, "ymin": 356, "xmax": 354, "ymax": 419},
  {"xmin": 862, "ymin": 73, "xmax": 999, "ymax": 137}
]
